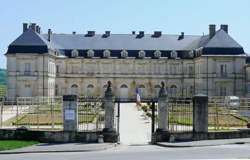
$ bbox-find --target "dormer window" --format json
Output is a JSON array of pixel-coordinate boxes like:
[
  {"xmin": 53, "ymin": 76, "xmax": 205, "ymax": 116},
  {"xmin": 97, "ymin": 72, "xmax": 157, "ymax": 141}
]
[
  {"xmin": 71, "ymin": 49, "xmax": 79, "ymax": 57},
  {"xmin": 154, "ymin": 50, "xmax": 161, "ymax": 58},
  {"xmin": 188, "ymin": 50, "xmax": 194, "ymax": 58},
  {"xmin": 171, "ymin": 50, "xmax": 177, "ymax": 59},
  {"xmin": 138, "ymin": 50, "xmax": 146, "ymax": 58},
  {"xmin": 56, "ymin": 49, "xmax": 60, "ymax": 56},
  {"xmin": 103, "ymin": 49, "xmax": 111, "ymax": 58},
  {"xmin": 87, "ymin": 49, "xmax": 94, "ymax": 57},
  {"xmin": 121, "ymin": 49, "xmax": 128, "ymax": 58}
]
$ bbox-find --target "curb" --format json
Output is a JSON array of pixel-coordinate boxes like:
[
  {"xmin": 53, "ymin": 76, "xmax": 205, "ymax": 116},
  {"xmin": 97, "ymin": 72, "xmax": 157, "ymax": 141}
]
[
  {"xmin": 0, "ymin": 143, "xmax": 117, "ymax": 154},
  {"xmin": 156, "ymin": 140, "xmax": 250, "ymax": 148}
]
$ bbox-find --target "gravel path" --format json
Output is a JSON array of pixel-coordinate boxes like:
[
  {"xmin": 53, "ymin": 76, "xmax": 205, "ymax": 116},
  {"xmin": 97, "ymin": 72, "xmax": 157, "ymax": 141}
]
[{"xmin": 120, "ymin": 103, "xmax": 151, "ymax": 145}]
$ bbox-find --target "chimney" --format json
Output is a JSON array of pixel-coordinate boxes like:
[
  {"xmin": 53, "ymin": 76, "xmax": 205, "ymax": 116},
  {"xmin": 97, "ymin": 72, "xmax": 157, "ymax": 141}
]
[
  {"xmin": 31, "ymin": 23, "xmax": 36, "ymax": 31},
  {"xmin": 87, "ymin": 31, "xmax": 95, "ymax": 36},
  {"xmin": 154, "ymin": 31, "xmax": 162, "ymax": 37},
  {"xmin": 139, "ymin": 31, "xmax": 144, "ymax": 37},
  {"xmin": 178, "ymin": 32, "xmax": 184, "ymax": 40},
  {"xmin": 35, "ymin": 25, "xmax": 40, "ymax": 33},
  {"xmin": 105, "ymin": 31, "xmax": 111, "ymax": 37},
  {"xmin": 132, "ymin": 31, "xmax": 136, "ymax": 35},
  {"xmin": 23, "ymin": 23, "xmax": 28, "ymax": 33},
  {"xmin": 48, "ymin": 29, "xmax": 52, "ymax": 41},
  {"xmin": 38, "ymin": 26, "xmax": 41, "ymax": 33},
  {"xmin": 220, "ymin": 24, "xmax": 228, "ymax": 33},
  {"xmin": 72, "ymin": 31, "xmax": 76, "ymax": 35},
  {"xmin": 209, "ymin": 24, "xmax": 216, "ymax": 39}
]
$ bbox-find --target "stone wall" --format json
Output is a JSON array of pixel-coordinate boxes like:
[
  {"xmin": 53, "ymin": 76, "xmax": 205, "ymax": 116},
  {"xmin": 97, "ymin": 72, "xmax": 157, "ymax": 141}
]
[{"xmin": 0, "ymin": 128, "xmax": 102, "ymax": 143}]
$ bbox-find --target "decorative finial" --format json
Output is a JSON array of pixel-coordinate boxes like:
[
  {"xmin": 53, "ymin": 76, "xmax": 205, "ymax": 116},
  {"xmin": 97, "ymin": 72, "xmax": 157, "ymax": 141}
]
[
  {"xmin": 105, "ymin": 81, "xmax": 113, "ymax": 97},
  {"xmin": 159, "ymin": 81, "xmax": 167, "ymax": 98}
]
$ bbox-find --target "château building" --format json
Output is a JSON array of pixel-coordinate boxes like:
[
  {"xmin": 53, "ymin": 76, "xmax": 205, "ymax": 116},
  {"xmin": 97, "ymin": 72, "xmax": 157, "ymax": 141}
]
[{"xmin": 5, "ymin": 23, "xmax": 250, "ymax": 99}]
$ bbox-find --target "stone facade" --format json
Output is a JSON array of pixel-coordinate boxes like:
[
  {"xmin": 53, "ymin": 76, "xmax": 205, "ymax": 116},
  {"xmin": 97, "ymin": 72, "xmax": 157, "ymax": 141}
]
[{"xmin": 5, "ymin": 23, "xmax": 249, "ymax": 99}]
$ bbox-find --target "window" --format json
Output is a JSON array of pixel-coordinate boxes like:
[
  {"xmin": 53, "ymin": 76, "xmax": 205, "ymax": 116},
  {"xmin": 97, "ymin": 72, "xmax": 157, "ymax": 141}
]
[
  {"xmin": 220, "ymin": 86, "xmax": 227, "ymax": 96},
  {"xmin": 87, "ymin": 49, "xmax": 94, "ymax": 57},
  {"xmin": 154, "ymin": 50, "xmax": 161, "ymax": 58},
  {"xmin": 248, "ymin": 84, "xmax": 250, "ymax": 93},
  {"xmin": 24, "ymin": 63, "xmax": 31, "ymax": 72},
  {"xmin": 103, "ymin": 50, "xmax": 111, "ymax": 57},
  {"xmin": 189, "ymin": 65, "xmax": 194, "ymax": 74},
  {"xmin": 138, "ymin": 64, "xmax": 145, "ymax": 74},
  {"xmin": 170, "ymin": 64, "xmax": 177, "ymax": 74},
  {"xmin": 220, "ymin": 64, "xmax": 227, "ymax": 76},
  {"xmin": 154, "ymin": 85, "xmax": 161, "ymax": 97},
  {"xmin": 171, "ymin": 50, "xmax": 177, "ymax": 59},
  {"xmin": 138, "ymin": 50, "xmax": 146, "ymax": 58},
  {"xmin": 71, "ymin": 84, "xmax": 78, "ymax": 95},
  {"xmin": 138, "ymin": 85, "xmax": 146, "ymax": 98},
  {"xmin": 170, "ymin": 85, "xmax": 177, "ymax": 95},
  {"xmin": 56, "ymin": 65, "xmax": 59, "ymax": 73},
  {"xmin": 103, "ymin": 85, "xmax": 107, "ymax": 96},
  {"xmin": 87, "ymin": 84, "xmax": 95, "ymax": 96},
  {"xmin": 71, "ymin": 49, "xmax": 79, "ymax": 57},
  {"xmin": 72, "ymin": 65, "xmax": 78, "ymax": 74},
  {"xmin": 55, "ymin": 85, "xmax": 59, "ymax": 96},
  {"xmin": 86, "ymin": 63, "xmax": 95, "ymax": 73},
  {"xmin": 121, "ymin": 50, "xmax": 128, "ymax": 58},
  {"xmin": 189, "ymin": 86, "xmax": 194, "ymax": 95},
  {"xmin": 102, "ymin": 63, "xmax": 111, "ymax": 74}
]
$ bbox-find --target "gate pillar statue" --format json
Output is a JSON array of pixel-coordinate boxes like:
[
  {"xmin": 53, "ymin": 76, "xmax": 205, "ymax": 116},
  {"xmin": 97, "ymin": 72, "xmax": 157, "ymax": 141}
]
[
  {"xmin": 153, "ymin": 82, "xmax": 172, "ymax": 143},
  {"xmin": 102, "ymin": 81, "xmax": 118, "ymax": 142},
  {"xmin": 157, "ymin": 81, "xmax": 168, "ymax": 131}
]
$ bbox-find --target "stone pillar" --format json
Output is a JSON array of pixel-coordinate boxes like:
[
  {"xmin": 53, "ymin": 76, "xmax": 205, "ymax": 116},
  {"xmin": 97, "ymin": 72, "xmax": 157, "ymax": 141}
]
[
  {"xmin": 102, "ymin": 81, "xmax": 118, "ymax": 142},
  {"xmin": 103, "ymin": 81, "xmax": 115, "ymax": 132},
  {"xmin": 193, "ymin": 94, "xmax": 208, "ymax": 133},
  {"xmin": 157, "ymin": 82, "xmax": 168, "ymax": 131},
  {"xmin": 153, "ymin": 82, "xmax": 171, "ymax": 143},
  {"xmin": 63, "ymin": 95, "xmax": 78, "ymax": 131}
]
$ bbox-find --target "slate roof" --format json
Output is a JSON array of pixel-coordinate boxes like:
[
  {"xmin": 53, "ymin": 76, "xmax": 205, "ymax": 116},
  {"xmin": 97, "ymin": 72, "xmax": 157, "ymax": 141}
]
[{"xmin": 6, "ymin": 27, "xmax": 245, "ymax": 57}]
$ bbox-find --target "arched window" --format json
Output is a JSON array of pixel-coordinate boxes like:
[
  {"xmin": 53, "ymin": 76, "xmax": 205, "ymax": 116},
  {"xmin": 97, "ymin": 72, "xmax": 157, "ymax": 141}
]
[
  {"xmin": 171, "ymin": 50, "xmax": 177, "ymax": 59},
  {"xmin": 55, "ymin": 85, "xmax": 59, "ymax": 96},
  {"xmin": 103, "ymin": 50, "xmax": 111, "ymax": 57},
  {"xmin": 87, "ymin": 49, "xmax": 94, "ymax": 57},
  {"xmin": 188, "ymin": 50, "xmax": 194, "ymax": 58},
  {"xmin": 154, "ymin": 85, "xmax": 161, "ymax": 97},
  {"xmin": 154, "ymin": 50, "xmax": 161, "ymax": 58},
  {"xmin": 138, "ymin": 85, "xmax": 146, "ymax": 98},
  {"xmin": 170, "ymin": 85, "xmax": 177, "ymax": 95},
  {"xmin": 71, "ymin": 84, "xmax": 78, "ymax": 95},
  {"xmin": 121, "ymin": 49, "xmax": 128, "ymax": 58},
  {"xmin": 120, "ymin": 84, "xmax": 128, "ymax": 99},
  {"xmin": 71, "ymin": 49, "xmax": 79, "ymax": 57},
  {"xmin": 189, "ymin": 86, "xmax": 194, "ymax": 95},
  {"xmin": 87, "ymin": 84, "xmax": 95, "ymax": 96},
  {"xmin": 103, "ymin": 85, "xmax": 107, "ymax": 96},
  {"xmin": 138, "ymin": 50, "xmax": 146, "ymax": 58}
]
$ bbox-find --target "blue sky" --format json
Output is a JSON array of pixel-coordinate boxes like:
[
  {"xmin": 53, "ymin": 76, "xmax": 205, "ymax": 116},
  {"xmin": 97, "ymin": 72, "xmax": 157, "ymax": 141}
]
[{"xmin": 0, "ymin": 0, "xmax": 250, "ymax": 69}]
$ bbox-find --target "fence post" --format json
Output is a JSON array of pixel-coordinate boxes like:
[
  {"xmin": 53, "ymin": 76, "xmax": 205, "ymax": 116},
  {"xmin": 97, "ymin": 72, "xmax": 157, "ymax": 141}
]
[
  {"xmin": 153, "ymin": 82, "xmax": 171, "ymax": 143},
  {"xmin": 193, "ymin": 94, "xmax": 208, "ymax": 133},
  {"xmin": 63, "ymin": 95, "xmax": 78, "ymax": 131},
  {"xmin": 102, "ymin": 81, "xmax": 118, "ymax": 142}
]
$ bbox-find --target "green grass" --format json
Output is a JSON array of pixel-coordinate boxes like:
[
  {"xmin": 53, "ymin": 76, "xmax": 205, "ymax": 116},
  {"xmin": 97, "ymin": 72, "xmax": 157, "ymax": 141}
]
[{"xmin": 0, "ymin": 140, "xmax": 39, "ymax": 151}]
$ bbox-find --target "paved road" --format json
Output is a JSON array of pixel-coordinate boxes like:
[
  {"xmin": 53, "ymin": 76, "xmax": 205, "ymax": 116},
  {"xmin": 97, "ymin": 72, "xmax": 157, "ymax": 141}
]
[{"xmin": 1, "ymin": 144, "xmax": 250, "ymax": 159}]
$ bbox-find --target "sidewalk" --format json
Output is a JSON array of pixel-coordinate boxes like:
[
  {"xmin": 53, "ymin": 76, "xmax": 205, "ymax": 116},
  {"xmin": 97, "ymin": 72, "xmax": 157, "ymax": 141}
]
[
  {"xmin": 156, "ymin": 138, "xmax": 250, "ymax": 147},
  {"xmin": 0, "ymin": 143, "xmax": 116, "ymax": 154}
]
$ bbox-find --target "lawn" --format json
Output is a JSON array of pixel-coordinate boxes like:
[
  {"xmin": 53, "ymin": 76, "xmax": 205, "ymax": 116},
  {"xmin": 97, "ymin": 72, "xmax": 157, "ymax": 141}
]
[{"xmin": 0, "ymin": 140, "xmax": 39, "ymax": 151}]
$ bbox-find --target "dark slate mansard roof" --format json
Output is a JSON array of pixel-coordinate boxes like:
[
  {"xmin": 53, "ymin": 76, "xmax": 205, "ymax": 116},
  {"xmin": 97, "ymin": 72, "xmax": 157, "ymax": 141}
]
[{"xmin": 6, "ymin": 27, "xmax": 245, "ymax": 59}]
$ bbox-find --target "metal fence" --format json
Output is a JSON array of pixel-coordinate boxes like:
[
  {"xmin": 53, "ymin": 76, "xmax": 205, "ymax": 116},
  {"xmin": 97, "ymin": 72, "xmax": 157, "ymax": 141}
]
[
  {"xmin": 167, "ymin": 97, "xmax": 193, "ymax": 133},
  {"xmin": 0, "ymin": 97, "xmax": 63, "ymax": 130},
  {"xmin": 77, "ymin": 97, "xmax": 104, "ymax": 131},
  {"xmin": 208, "ymin": 96, "xmax": 250, "ymax": 131}
]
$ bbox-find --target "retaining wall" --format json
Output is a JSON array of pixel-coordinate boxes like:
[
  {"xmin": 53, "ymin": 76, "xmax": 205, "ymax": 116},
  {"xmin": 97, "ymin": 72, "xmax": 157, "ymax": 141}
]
[{"xmin": 0, "ymin": 128, "xmax": 103, "ymax": 143}]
